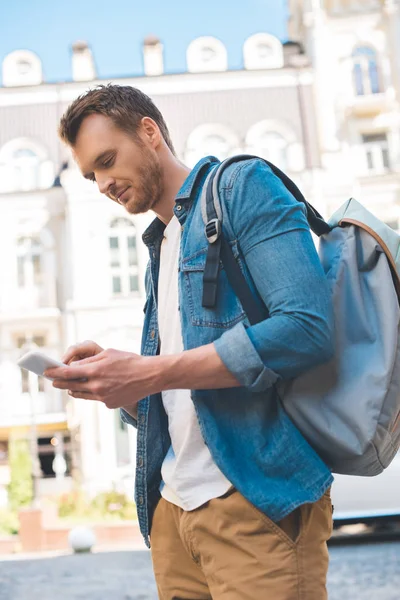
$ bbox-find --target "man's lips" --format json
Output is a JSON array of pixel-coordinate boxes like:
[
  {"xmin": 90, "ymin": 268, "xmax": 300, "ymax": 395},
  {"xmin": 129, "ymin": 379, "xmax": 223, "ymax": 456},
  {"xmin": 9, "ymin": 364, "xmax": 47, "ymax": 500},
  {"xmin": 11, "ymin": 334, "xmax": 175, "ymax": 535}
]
[{"xmin": 117, "ymin": 187, "xmax": 130, "ymax": 203}]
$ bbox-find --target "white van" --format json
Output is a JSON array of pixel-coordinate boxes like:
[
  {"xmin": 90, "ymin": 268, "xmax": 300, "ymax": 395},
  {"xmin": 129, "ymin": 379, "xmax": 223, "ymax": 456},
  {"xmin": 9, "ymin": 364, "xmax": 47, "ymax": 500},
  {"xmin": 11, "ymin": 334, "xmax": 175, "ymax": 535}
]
[{"xmin": 331, "ymin": 451, "xmax": 400, "ymax": 523}]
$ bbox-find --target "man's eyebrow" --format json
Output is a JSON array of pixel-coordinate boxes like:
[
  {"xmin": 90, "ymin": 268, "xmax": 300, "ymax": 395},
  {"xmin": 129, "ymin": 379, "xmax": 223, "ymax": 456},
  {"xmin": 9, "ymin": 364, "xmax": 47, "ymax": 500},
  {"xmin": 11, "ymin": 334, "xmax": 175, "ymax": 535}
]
[{"xmin": 83, "ymin": 150, "xmax": 113, "ymax": 179}]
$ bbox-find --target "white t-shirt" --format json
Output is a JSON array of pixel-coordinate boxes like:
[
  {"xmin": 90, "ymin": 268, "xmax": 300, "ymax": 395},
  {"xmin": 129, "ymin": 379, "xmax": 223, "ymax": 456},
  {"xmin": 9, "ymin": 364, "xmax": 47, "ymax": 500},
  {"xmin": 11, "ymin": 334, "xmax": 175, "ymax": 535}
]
[{"xmin": 158, "ymin": 215, "xmax": 231, "ymax": 511}]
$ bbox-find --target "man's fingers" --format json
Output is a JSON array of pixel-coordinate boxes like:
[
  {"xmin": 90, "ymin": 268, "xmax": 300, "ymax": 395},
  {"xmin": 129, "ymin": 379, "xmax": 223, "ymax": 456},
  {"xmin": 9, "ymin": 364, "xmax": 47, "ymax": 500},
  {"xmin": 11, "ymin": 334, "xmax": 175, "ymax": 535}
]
[
  {"xmin": 45, "ymin": 352, "xmax": 106, "ymax": 379},
  {"xmin": 68, "ymin": 390, "xmax": 97, "ymax": 401},
  {"xmin": 62, "ymin": 341, "xmax": 103, "ymax": 364},
  {"xmin": 70, "ymin": 353, "xmax": 105, "ymax": 367},
  {"xmin": 52, "ymin": 379, "xmax": 92, "ymax": 392},
  {"xmin": 45, "ymin": 364, "xmax": 91, "ymax": 380}
]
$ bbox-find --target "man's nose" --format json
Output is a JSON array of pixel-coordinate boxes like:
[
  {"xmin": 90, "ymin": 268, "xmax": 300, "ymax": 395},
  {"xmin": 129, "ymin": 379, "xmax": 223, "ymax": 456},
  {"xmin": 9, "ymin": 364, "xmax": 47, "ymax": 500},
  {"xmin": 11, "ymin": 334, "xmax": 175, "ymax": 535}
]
[{"xmin": 97, "ymin": 176, "xmax": 115, "ymax": 196}]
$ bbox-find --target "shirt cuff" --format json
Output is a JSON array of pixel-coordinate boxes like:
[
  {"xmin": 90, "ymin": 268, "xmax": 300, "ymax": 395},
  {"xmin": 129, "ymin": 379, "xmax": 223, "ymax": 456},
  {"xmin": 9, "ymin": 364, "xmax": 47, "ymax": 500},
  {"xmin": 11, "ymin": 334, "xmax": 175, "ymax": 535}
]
[
  {"xmin": 214, "ymin": 321, "xmax": 280, "ymax": 392},
  {"xmin": 120, "ymin": 407, "xmax": 137, "ymax": 428}
]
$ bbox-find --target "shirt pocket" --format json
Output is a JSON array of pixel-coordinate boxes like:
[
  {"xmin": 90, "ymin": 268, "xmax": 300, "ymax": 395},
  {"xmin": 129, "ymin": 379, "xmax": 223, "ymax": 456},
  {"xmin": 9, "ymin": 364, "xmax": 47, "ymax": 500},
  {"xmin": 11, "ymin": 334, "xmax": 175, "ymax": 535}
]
[{"xmin": 181, "ymin": 242, "xmax": 246, "ymax": 329}]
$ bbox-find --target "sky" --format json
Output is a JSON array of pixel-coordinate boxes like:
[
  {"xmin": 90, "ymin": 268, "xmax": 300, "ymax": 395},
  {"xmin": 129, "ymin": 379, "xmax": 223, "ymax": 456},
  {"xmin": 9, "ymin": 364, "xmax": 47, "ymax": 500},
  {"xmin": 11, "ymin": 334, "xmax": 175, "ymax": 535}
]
[{"xmin": 0, "ymin": 0, "xmax": 289, "ymax": 83}]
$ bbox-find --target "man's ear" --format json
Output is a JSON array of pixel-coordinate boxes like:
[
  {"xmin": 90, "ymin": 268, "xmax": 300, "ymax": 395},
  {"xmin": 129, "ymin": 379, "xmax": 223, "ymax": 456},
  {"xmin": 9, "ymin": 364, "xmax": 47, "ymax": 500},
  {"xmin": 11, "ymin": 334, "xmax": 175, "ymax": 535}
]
[{"xmin": 140, "ymin": 117, "xmax": 161, "ymax": 148}]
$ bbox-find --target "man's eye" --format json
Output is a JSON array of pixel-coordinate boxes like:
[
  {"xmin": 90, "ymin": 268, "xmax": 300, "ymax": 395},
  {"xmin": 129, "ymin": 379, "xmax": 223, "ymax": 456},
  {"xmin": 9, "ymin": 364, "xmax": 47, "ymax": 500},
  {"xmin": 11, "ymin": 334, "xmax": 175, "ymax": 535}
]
[{"xmin": 103, "ymin": 158, "xmax": 114, "ymax": 168}]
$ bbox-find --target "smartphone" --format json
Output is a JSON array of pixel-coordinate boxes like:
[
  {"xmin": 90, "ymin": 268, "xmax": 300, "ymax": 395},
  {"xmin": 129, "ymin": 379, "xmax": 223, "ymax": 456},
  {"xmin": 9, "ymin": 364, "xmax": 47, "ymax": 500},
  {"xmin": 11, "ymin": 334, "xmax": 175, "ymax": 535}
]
[{"xmin": 17, "ymin": 350, "xmax": 67, "ymax": 381}]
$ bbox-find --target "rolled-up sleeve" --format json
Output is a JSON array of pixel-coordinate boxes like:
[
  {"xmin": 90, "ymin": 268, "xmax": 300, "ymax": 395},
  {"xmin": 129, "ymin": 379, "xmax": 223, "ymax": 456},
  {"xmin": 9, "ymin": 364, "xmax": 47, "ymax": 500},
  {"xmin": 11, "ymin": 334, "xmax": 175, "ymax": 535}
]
[
  {"xmin": 213, "ymin": 159, "xmax": 334, "ymax": 392},
  {"xmin": 214, "ymin": 321, "xmax": 280, "ymax": 392}
]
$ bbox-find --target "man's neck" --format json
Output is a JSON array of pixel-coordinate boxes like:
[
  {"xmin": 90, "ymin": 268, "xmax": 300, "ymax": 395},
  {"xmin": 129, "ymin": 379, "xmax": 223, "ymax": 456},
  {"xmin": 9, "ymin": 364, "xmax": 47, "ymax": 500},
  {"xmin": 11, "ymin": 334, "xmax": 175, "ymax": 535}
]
[{"xmin": 155, "ymin": 157, "xmax": 191, "ymax": 224}]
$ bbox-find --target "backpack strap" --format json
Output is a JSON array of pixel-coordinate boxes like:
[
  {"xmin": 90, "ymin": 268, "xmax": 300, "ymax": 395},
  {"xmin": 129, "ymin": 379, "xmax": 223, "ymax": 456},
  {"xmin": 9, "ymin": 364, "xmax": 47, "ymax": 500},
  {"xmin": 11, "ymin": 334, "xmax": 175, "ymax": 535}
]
[{"xmin": 201, "ymin": 155, "xmax": 331, "ymax": 321}]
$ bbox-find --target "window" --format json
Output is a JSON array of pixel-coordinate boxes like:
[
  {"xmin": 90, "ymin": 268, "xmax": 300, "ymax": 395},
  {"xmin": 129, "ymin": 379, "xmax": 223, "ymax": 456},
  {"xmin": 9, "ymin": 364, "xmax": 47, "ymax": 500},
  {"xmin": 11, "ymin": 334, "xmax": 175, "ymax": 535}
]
[
  {"xmin": 328, "ymin": 0, "xmax": 380, "ymax": 15},
  {"xmin": 187, "ymin": 37, "xmax": 228, "ymax": 73},
  {"xmin": 16, "ymin": 236, "xmax": 43, "ymax": 288},
  {"xmin": 199, "ymin": 135, "xmax": 231, "ymax": 160},
  {"xmin": 12, "ymin": 148, "xmax": 41, "ymax": 190},
  {"xmin": 362, "ymin": 133, "xmax": 390, "ymax": 174},
  {"xmin": 113, "ymin": 276, "xmax": 122, "ymax": 294},
  {"xmin": 0, "ymin": 138, "xmax": 54, "ymax": 193},
  {"xmin": 185, "ymin": 124, "xmax": 239, "ymax": 167},
  {"xmin": 243, "ymin": 33, "xmax": 284, "ymax": 70},
  {"xmin": 17, "ymin": 335, "xmax": 46, "ymax": 393},
  {"xmin": 16, "ymin": 60, "xmax": 33, "ymax": 75},
  {"xmin": 2, "ymin": 50, "xmax": 42, "ymax": 87},
  {"xmin": 352, "ymin": 46, "xmax": 381, "ymax": 96},
  {"xmin": 245, "ymin": 120, "xmax": 301, "ymax": 172},
  {"xmin": 109, "ymin": 218, "xmax": 139, "ymax": 296},
  {"xmin": 109, "ymin": 236, "xmax": 120, "ymax": 267},
  {"xmin": 252, "ymin": 131, "xmax": 288, "ymax": 169},
  {"xmin": 37, "ymin": 435, "xmax": 72, "ymax": 478}
]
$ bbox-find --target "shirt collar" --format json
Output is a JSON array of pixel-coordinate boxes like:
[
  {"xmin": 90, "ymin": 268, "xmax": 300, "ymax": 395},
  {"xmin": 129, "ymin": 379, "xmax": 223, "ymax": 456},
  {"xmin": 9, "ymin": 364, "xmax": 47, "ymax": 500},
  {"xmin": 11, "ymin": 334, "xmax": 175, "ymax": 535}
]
[
  {"xmin": 175, "ymin": 155, "xmax": 219, "ymax": 201},
  {"xmin": 142, "ymin": 156, "xmax": 219, "ymax": 247}
]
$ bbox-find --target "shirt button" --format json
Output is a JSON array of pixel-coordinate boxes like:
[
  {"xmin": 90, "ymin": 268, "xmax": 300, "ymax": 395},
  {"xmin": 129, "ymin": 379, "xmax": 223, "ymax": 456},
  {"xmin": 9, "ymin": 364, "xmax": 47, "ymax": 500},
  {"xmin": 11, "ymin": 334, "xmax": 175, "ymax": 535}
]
[
  {"xmin": 176, "ymin": 205, "xmax": 182, "ymax": 211},
  {"xmin": 139, "ymin": 496, "xmax": 144, "ymax": 505},
  {"xmin": 138, "ymin": 457, "xmax": 144, "ymax": 467},
  {"xmin": 150, "ymin": 330, "xmax": 155, "ymax": 339}
]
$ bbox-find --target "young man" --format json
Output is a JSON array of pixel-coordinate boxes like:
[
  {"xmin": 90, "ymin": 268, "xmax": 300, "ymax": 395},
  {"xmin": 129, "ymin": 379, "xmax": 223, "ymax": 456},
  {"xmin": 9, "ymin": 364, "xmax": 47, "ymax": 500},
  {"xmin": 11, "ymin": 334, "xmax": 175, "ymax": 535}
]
[{"xmin": 47, "ymin": 84, "xmax": 334, "ymax": 599}]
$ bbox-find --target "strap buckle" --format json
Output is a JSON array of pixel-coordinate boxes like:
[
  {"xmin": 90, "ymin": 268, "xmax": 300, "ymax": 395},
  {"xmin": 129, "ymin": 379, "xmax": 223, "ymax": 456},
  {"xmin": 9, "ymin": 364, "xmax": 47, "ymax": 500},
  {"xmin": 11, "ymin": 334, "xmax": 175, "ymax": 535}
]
[{"xmin": 205, "ymin": 218, "xmax": 221, "ymax": 244}]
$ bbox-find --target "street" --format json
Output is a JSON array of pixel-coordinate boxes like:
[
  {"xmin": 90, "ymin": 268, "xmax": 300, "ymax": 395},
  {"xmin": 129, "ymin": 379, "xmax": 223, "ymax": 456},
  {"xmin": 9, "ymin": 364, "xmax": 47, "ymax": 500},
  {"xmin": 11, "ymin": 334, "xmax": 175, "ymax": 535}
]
[{"xmin": 0, "ymin": 540, "xmax": 399, "ymax": 600}]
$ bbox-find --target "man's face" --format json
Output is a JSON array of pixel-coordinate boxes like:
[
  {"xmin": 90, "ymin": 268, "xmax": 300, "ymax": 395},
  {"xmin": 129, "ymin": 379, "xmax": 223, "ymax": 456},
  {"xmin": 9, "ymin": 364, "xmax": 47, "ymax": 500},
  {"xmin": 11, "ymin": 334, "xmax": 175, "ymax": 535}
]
[{"xmin": 73, "ymin": 113, "xmax": 163, "ymax": 214}]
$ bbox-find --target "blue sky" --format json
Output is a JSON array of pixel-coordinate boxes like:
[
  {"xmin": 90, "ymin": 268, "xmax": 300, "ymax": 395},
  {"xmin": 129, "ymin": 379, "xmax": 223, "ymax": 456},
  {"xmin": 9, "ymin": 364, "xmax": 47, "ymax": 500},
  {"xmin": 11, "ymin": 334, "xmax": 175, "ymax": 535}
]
[{"xmin": 0, "ymin": 0, "xmax": 288, "ymax": 83}]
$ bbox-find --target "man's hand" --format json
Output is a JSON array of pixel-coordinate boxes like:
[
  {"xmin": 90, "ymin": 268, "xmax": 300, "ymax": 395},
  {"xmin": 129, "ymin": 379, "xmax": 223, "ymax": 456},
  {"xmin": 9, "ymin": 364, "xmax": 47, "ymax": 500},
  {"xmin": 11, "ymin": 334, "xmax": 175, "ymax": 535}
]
[
  {"xmin": 62, "ymin": 340, "xmax": 104, "ymax": 365},
  {"xmin": 44, "ymin": 341, "xmax": 240, "ymax": 413},
  {"xmin": 45, "ymin": 347, "xmax": 155, "ymax": 410}
]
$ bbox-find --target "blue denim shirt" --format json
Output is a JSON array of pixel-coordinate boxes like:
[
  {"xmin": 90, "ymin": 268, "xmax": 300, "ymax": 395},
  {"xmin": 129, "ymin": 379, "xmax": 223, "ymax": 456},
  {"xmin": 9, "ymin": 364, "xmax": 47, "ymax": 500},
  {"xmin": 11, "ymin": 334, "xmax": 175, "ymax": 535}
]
[{"xmin": 121, "ymin": 156, "xmax": 334, "ymax": 548}]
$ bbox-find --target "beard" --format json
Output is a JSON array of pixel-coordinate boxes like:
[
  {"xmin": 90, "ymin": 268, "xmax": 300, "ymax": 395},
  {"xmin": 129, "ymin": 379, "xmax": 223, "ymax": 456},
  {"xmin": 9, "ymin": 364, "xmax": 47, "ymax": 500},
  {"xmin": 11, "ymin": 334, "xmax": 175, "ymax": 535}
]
[{"xmin": 124, "ymin": 145, "xmax": 163, "ymax": 215}]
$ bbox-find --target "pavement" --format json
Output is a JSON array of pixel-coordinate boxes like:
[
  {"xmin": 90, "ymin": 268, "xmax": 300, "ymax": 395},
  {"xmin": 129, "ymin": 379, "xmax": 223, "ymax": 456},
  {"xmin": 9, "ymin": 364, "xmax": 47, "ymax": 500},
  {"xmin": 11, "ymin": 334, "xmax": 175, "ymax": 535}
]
[{"xmin": 0, "ymin": 540, "xmax": 399, "ymax": 599}]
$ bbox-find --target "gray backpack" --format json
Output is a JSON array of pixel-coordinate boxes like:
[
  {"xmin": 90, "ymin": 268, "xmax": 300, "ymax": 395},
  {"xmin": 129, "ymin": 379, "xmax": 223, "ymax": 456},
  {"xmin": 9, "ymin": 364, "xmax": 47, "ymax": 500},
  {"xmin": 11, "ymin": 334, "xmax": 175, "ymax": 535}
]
[{"xmin": 201, "ymin": 155, "xmax": 400, "ymax": 476}]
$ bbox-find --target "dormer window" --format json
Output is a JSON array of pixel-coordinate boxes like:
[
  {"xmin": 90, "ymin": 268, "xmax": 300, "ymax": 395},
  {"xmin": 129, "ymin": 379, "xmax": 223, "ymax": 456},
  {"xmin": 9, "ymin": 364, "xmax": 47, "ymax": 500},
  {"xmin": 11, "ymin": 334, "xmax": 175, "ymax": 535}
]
[
  {"xmin": 244, "ymin": 33, "xmax": 284, "ymax": 70},
  {"xmin": 2, "ymin": 50, "xmax": 42, "ymax": 87},
  {"xmin": 187, "ymin": 37, "xmax": 228, "ymax": 73}
]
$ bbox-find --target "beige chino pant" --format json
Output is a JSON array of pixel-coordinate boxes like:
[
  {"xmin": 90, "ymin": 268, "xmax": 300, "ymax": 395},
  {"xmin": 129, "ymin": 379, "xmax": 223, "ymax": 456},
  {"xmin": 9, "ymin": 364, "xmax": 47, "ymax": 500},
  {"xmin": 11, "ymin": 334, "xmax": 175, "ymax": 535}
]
[{"xmin": 150, "ymin": 487, "xmax": 333, "ymax": 600}]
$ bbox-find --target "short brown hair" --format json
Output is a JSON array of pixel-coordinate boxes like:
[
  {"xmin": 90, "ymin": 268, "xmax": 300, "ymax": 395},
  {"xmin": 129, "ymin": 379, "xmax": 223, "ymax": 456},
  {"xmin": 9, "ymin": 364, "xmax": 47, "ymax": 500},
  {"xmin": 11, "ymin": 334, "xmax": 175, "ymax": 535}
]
[{"xmin": 58, "ymin": 84, "xmax": 175, "ymax": 154}]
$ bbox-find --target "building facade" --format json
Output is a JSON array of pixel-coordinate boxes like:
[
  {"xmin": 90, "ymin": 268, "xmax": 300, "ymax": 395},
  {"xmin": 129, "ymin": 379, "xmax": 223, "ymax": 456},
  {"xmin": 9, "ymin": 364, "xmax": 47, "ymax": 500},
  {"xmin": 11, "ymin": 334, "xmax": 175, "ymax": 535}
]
[
  {"xmin": 0, "ymin": 0, "xmax": 399, "ymax": 504},
  {"xmin": 289, "ymin": 0, "xmax": 400, "ymax": 223}
]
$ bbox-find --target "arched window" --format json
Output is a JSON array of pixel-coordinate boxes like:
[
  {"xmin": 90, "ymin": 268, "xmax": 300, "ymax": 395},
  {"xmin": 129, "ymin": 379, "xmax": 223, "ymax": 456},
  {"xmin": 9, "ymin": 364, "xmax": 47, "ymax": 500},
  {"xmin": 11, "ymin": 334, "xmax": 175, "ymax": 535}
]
[
  {"xmin": 185, "ymin": 124, "xmax": 240, "ymax": 167},
  {"xmin": 187, "ymin": 37, "xmax": 228, "ymax": 73},
  {"xmin": 0, "ymin": 138, "xmax": 54, "ymax": 193},
  {"xmin": 2, "ymin": 50, "xmax": 42, "ymax": 87},
  {"xmin": 245, "ymin": 120, "xmax": 305, "ymax": 172},
  {"xmin": 109, "ymin": 218, "xmax": 139, "ymax": 296},
  {"xmin": 243, "ymin": 33, "xmax": 284, "ymax": 70},
  {"xmin": 352, "ymin": 46, "xmax": 381, "ymax": 96},
  {"xmin": 16, "ymin": 236, "xmax": 43, "ymax": 288},
  {"xmin": 245, "ymin": 121, "xmax": 302, "ymax": 171}
]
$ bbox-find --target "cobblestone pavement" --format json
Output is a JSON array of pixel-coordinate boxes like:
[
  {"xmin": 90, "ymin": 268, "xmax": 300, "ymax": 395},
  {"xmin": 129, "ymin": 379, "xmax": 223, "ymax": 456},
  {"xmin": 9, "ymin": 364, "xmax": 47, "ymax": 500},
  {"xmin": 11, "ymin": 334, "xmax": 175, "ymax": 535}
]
[{"xmin": 0, "ymin": 541, "xmax": 399, "ymax": 600}]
